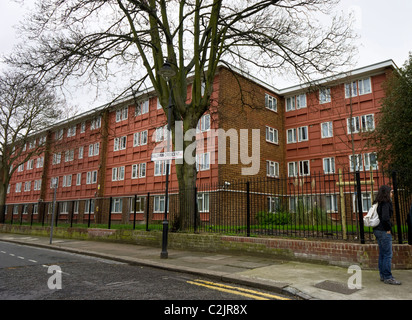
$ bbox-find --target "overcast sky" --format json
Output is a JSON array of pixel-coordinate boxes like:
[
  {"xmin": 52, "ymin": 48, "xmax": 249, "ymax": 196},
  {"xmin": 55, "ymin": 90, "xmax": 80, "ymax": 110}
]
[{"xmin": 1, "ymin": 0, "xmax": 411, "ymax": 113}]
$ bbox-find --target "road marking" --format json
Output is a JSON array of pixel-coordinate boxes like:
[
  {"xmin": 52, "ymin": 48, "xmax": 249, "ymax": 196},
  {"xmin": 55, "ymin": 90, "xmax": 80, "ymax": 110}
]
[
  {"xmin": 187, "ymin": 279, "xmax": 290, "ymax": 301},
  {"xmin": 17, "ymin": 256, "xmax": 25, "ymax": 260},
  {"xmin": 28, "ymin": 259, "xmax": 37, "ymax": 263}
]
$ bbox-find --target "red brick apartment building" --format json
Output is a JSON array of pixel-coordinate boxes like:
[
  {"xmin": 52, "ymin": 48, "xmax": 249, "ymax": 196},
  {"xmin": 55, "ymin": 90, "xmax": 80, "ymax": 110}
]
[{"xmin": 4, "ymin": 60, "xmax": 396, "ymax": 224}]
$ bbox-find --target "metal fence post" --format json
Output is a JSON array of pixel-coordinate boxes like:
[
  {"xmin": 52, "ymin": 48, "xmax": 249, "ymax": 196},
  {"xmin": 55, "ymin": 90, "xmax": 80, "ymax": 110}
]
[
  {"xmin": 392, "ymin": 171, "xmax": 403, "ymax": 244},
  {"xmin": 246, "ymin": 181, "xmax": 250, "ymax": 237},
  {"xmin": 146, "ymin": 192, "xmax": 150, "ymax": 231},
  {"xmin": 108, "ymin": 197, "xmax": 112, "ymax": 229},
  {"xmin": 194, "ymin": 187, "xmax": 198, "ymax": 233},
  {"xmin": 133, "ymin": 194, "xmax": 137, "ymax": 230},
  {"xmin": 355, "ymin": 171, "xmax": 365, "ymax": 244}
]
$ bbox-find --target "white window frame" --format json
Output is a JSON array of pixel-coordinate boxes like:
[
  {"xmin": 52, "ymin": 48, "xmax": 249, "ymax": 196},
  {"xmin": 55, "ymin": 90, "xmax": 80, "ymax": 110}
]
[
  {"xmin": 297, "ymin": 126, "xmax": 308, "ymax": 142},
  {"xmin": 111, "ymin": 198, "xmax": 123, "ymax": 213},
  {"xmin": 347, "ymin": 116, "xmax": 360, "ymax": 134},
  {"xmin": 287, "ymin": 128, "xmax": 297, "ymax": 144},
  {"xmin": 364, "ymin": 152, "xmax": 378, "ymax": 171},
  {"xmin": 266, "ymin": 160, "xmax": 279, "ymax": 178},
  {"xmin": 265, "ymin": 126, "xmax": 278, "ymax": 144},
  {"xmin": 361, "ymin": 114, "xmax": 375, "ymax": 132},
  {"xmin": 323, "ymin": 157, "xmax": 335, "ymax": 174},
  {"xmin": 325, "ymin": 194, "xmax": 338, "ymax": 213},
  {"xmin": 299, "ymin": 160, "xmax": 310, "ymax": 176},
  {"xmin": 197, "ymin": 193, "xmax": 210, "ymax": 212},
  {"xmin": 154, "ymin": 195, "xmax": 168, "ymax": 213},
  {"xmin": 319, "ymin": 87, "xmax": 331, "ymax": 104},
  {"xmin": 265, "ymin": 93, "xmax": 277, "ymax": 112},
  {"xmin": 349, "ymin": 154, "xmax": 363, "ymax": 172},
  {"xmin": 112, "ymin": 166, "xmax": 125, "ymax": 181},
  {"xmin": 288, "ymin": 162, "xmax": 298, "ymax": 177},
  {"xmin": 135, "ymin": 100, "xmax": 149, "ymax": 116},
  {"xmin": 321, "ymin": 121, "xmax": 333, "ymax": 138},
  {"xmin": 196, "ymin": 153, "xmax": 210, "ymax": 171},
  {"xmin": 76, "ymin": 173, "xmax": 81, "ymax": 186}
]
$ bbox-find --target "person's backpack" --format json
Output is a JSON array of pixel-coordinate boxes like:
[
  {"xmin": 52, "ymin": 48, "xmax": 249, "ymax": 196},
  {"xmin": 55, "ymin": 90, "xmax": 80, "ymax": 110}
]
[{"xmin": 363, "ymin": 203, "xmax": 380, "ymax": 227}]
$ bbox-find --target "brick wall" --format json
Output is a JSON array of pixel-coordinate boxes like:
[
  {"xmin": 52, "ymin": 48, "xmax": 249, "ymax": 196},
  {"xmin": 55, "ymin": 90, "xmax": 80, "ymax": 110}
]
[{"xmin": 2, "ymin": 224, "xmax": 411, "ymax": 269}]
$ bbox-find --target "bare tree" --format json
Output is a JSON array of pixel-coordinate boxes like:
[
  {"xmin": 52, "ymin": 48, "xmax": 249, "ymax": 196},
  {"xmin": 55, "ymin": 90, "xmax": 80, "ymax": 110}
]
[
  {"xmin": 0, "ymin": 70, "xmax": 63, "ymax": 223},
  {"xmin": 6, "ymin": 0, "xmax": 356, "ymax": 229}
]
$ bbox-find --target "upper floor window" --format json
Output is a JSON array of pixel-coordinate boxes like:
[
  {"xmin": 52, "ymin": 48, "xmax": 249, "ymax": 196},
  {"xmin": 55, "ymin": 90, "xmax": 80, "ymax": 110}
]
[
  {"xmin": 286, "ymin": 94, "xmax": 306, "ymax": 112},
  {"xmin": 319, "ymin": 88, "xmax": 331, "ymax": 104},
  {"xmin": 265, "ymin": 126, "xmax": 278, "ymax": 144},
  {"xmin": 265, "ymin": 93, "xmax": 277, "ymax": 112},
  {"xmin": 116, "ymin": 107, "xmax": 128, "ymax": 122},
  {"xmin": 135, "ymin": 100, "xmax": 149, "ymax": 116},
  {"xmin": 345, "ymin": 77, "xmax": 372, "ymax": 98}
]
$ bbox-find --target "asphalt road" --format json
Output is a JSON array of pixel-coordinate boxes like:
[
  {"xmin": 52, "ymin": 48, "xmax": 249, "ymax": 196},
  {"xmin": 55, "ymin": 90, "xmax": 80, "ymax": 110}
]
[{"xmin": 0, "ymin": 241, "xmax": 290, "ymax": 303}]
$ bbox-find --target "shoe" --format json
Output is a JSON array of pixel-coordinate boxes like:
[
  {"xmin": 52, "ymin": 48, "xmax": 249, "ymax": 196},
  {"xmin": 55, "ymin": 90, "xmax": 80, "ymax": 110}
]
[{"xmin": 383, "ymin": 278, "xmax": 401, "ymax": 285}]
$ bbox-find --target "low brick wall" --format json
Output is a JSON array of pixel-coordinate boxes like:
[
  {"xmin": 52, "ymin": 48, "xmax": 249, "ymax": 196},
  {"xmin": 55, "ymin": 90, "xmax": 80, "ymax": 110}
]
[
  {"xmin": 1, "ymin": 224, "xmax": 411, "ymax": 269},
  {"xmin": 221, "ymin": 236, "xmax": 412, "ymax": 269}
]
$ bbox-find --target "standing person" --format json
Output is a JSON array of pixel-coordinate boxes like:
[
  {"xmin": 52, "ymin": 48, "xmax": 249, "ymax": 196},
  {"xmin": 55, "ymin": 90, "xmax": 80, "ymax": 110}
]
[{"xmin": 373, "ymin": 185, "xmax": 401, "ymax": 285}]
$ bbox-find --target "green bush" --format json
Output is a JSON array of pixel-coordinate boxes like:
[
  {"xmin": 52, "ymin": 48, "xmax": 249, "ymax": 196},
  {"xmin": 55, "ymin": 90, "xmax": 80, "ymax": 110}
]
[{"xmin": 256, "ymin": 211, "xmax": 291, "ymax": 225}]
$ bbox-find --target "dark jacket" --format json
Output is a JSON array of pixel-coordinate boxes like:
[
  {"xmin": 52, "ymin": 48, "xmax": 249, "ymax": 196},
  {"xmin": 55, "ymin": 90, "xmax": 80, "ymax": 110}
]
[{"xmin": 374, "ymin": 201, "xmax": 393, "ymax": 232}]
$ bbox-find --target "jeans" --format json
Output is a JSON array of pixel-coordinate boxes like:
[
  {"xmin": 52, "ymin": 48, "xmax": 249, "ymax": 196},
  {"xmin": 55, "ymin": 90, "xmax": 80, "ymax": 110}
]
[{"xmin": 373, "ymin": 229, "xmax": 393, "ymax": 280}]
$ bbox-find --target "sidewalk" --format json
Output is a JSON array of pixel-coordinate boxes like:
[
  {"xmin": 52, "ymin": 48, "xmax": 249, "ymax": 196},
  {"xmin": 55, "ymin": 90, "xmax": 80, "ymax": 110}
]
[{"xmin": 1, "ymin": 233, "xmax": 411, "ymax": 300}]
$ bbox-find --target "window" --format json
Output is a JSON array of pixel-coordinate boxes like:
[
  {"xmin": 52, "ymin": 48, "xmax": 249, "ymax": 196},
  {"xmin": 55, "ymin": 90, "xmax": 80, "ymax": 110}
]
[
  {"xmin": 85, "ymin": 199, "xmax": 95, "ymax": 214},
  {"xmin": 140, "ymin": 130, "xmax": 148, "ymax": 145},
  {"xmin": 112, "ymin": 166, "xmax": 125, "ymax": 181},
  {"xmin": 116, "ymin": 107, "xmax": 128, "ymax": 122},
  {"xmin": 111, "ymin": 198, "xmax": 123, "ymax": 213},
  {"xmin": 60, "ymin": 202, "xmax": 68, "ymax": 214},
  {"xmin": 299, "ymin": 160, "xmax": 310, "ymax": 176},
  {"xmin": 129, "ymin": 196, "xmax": 145, "ymax": 213},
  {"xmin": 288, "ymin": 162, "xmax": 298, "ymax": 177},
  {"xmin": 133, "ymin": 132, "xmax": 140, "ymax": 147},
  {"xmin": 65, "ymin": 149, "xmax": 74, "ymax": 162},
  {"xmin": 353, "ymin": 193, "xmax": 372, "ymax": 213},
  {"xmin": 74, "ymin": 201, "xmax": 79, "ymax": 214},
  {"xmin": 358, "ymin": 78, "xmax": 372, "ymax": 95},
  {"xmin": 345, "ymin": 78, "xmax": 372, "ymax": 97},
  {"xmin": 27, "ymin": 159, "xmax": 34, "ymax": 170},
  {"xmin": 361, "ymin": 114, "xmax": 375, "ymax": 132},
  {"xmin": 364, "ymin": 152, "xmax": 378, "ymax": 170},
  {"xmin": 266, "ymin": 160, "xmax": 279, "ymax": 178},
  {"xmin": 78, "ymin": 146, "xmax": 84, "ymax": 159},
  {"xmin": 349, "ymin": 154, "xmax": 363, "ymax": 172},
  {"xmin": 287, "ymin": 128, "xmax": 297, "ymax": 143},
  {"xmin": 200, "ymin": 114, "xmax": 210, "ymax": 132},
  {"xmin": 24, "ymin": 181, "xmax": 31, "ymax": 192},
  {"xmin": 325, "ymin": 195, "xmax": 338, "ymax": 213},
  {"xmin": 55, "ymin": 129, "xmax": 63, "ymax": 140},
  {"xmin": 323, "ymin": 157, "xmax": 335, "ymax": 174},
  {"xmin": 321, "ymin": 122, "xmax": 333, "ymax": 138},
  {"xmin": 22, "ymin": 204, "xmax": 28, "ymax": 215},
  {"xmin": 132, "ymin": 163, "xmax": 146, "ymax": 178},
  {"xmin": 67, "ymin": 125, "xmax": 76, "ymax": 137},
  {"xmin": 265, "ymin": 126, "xmax": 278, "ymax": 144},
  {"xmin": 18, "ymin": 164, "xmax": 24, "ymax": 172},
  {"xmin": 345, "ymin": 81, "xmax": 358, "ymax": 98},
  {"xmin": 62, "ymin": 175, "xmax": 72, "ymax": 187},
  {"xmin": 52, "ymin": 153, "xmax": 61, "ymax": 165},
  {"xmin": 34, "ymin": 179, "xmax": 42, "ymax": 191},
  {"xmin": 114, "ymin": 136, "xmax": 127, "ymax": 151},
  {"xmin": 135, "ymin": 100, "xmax": 149, "ymax": 116},
  {"xmin": 80, "ymin": 122, "xmax": 86, "ymax": 133},
  {"xmin": 196, "ymin": 153, "xmax": 210, "ymax": 171},
  {"xmin": 286, "ymin": 94, "xmax": 306, "ymax": 112},
  {"xmin": 154, "ymin": 160, "xmax": 170, "ymax": 176},
  {"xmin": 319, "ymin": 88, "xmax": 331, "ymax": 104},
  {"xmin": 50, "ymin": 177, "xmax": 59, "ymax": 188},
  {"xmin": 197, "ymin": 193, "xmax": 210, "ymax": 212},
  {"xmin": 90, "ymin": 116, "xmax": 101, "ymax": 130},
  {"xmin": 86, "ymin": 171, "xmax": 97, "ymax": 184},
  {"xmin": 76, "ymin": 173, "xmax": 81, "ymax": 186},
  {"xmin": 268, "ymin": 196, "xmax": 280, "ymax": 213},
  {"xmin": 154, "ymin": 195, "xmax": 168, "ymax": 213},
  {"xmin": 297, "ymin": 126, "xmax": 308, "ymax": 142},
  {"xmin": 155, "ymin": 126, "xmax": 168, "ymax": 142},
  {"xmin": 265, "ymin": 94, "xmax": 277, "ymax": 112},
  {"xmin": 89, "ymin": 143, "xmax": 99, "ymax": 156},
  {"xmin": 347, "ymin": 117, "xmax": 360, "ymax": 134},
  {"xmin": 36, "ymin": 157, "xmax": 44, "ymax": 168}
]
